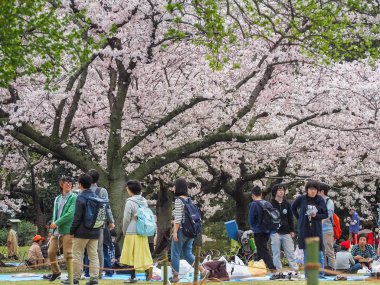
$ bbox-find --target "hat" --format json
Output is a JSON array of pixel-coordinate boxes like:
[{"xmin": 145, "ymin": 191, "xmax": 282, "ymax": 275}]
[
  {"xmin": 33, "ymin": 235, "xmax": 44, "ymax": 242},
  {"xmin": 271, "ymin": 184, "xmax": 286, "ymax": 197},
  {"xmin": 340, "ymin": 240, "xmax": 351, "ymax": 250}
]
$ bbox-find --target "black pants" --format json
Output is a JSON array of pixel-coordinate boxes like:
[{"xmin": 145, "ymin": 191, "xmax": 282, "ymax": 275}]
[{"xmin": 254, "ymin": 232, "xmax": 276, "ymax": 270}]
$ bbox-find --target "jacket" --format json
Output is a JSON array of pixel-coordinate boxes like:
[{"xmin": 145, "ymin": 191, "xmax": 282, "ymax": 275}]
[
  {"xmin": 291, "ymin": 194, "xmax": 328, "ymax": 250},
  {"xmin": 271, "ymin": 199, "xmax": 294, "ymax": 234},
  {"xmin": 52, "ymin": 192, "xmax": 77, "ymax": 235},
  {"xmin": 349, "ymin": 211, "xmax": 360, "ymax": 234},
  {"xmin": 248, "ymin": 199, "xmax": 271, "ymax": 234},
  {"xmin": 122, "ymin": 195, "xmax": 148, "ymax": 235},
  {"xmin": 27, "ymin": 242, "xmax": 44, "ymax": 265},
  {"xmin": 70, "ymin": 189, "xmax": 100, "ymax": 239}
]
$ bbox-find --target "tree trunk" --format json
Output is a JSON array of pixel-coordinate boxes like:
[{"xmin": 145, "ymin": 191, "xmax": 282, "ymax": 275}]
[
  {"xmin": 154, "ymin": 181, "xmax": 173, "ymax": 256},
  {"xmin": 234, "ymin": 183, "xmax": 252, "ymax": 230},
  {"xmin": 30, "ymin": 165, "xmax": 46, "ymax": 235}
]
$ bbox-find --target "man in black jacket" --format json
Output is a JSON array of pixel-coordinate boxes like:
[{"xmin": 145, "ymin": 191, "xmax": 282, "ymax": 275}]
[
  {"xmin": 270, "ymin": 184, "xmax": 298, "ymax": 271},
  {"xmin": 67, "ymin": 174, "xmax": 100, "ymax": 285}
]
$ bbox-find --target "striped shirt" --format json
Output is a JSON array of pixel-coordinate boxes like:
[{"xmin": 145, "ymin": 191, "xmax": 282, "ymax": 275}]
[{"xmin": 173, "ymin": 198, "xmax": 185, "ymax": 225}]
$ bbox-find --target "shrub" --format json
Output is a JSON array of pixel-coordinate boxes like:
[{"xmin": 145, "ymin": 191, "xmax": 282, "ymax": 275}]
[
  {"xmin": 0, "ymin": 229, "xmax": 7, "ymax": 245},
  {"xmin": 16, "ymin": 221, "xmax": 36, "ymax": 246}
]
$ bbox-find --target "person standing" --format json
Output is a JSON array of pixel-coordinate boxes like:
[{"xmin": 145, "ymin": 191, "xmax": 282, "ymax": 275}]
[
  {"xmin": 87, "ymin": 169, "xmax": 115, "ymax": 279},
  {"xmin": 68, "ymin": 173, "xmax": 101, "ymax": 285},
  {"xmin": 248, "ymin": 186, "xmax": 277, "ymax": 276},
  {"xmin": 291, "ymin": 180, "xmax": 328, "ymax": 277},
  {"xmin": 48, "ymin": 176, "xmax": 77, "ymax": 281},
  {"xmin": 349, "ymin": 208, "xmax": 360, "ymax": 245},
  {"xmin": 6, "ymin": 224, "xmax": 18, "ymax": 260},
  {"xmin": 270, "ymin": 184, "xmax": 298, "ymax": 272},
  {"xmin": 319, "ymin": 182, "xmax": 336, "ymax": 270},
  {"xmin": 120, "ymin": 180, "xmax": 153, "ymax": 283}
]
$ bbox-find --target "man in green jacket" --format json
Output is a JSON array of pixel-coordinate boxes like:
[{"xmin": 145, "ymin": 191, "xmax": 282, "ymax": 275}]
[{"xmin": 48, "ymin": 176, "xmax": 77, "ymax": 281}]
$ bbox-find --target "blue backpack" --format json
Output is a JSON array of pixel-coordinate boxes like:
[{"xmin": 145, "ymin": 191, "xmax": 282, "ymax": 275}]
[
  {"xmin": 84, "ymin": 188, "xmax": 109, "ymax": 229},
  {"xmin": 131, "ymin": 201, "xmax": 156, "ymax": 237},
  {"xmin": 179, "ymin": 197, "xmax": 202, "ymax": 238}
]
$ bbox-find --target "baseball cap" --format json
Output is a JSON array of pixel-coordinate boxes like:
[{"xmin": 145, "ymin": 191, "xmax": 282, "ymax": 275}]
[
  {"xmin": 340, "ymin": 240, "xmax": 351, "ymax": 250},
  {"xmin": 33, "ymin": 235, "xmax": 45, "ymax": 242}
]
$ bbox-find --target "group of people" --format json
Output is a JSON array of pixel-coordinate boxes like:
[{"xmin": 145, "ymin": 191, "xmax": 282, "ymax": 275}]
[{"xmin": 248, "ymin": 180, "xmax": 376, "ymax": 279}]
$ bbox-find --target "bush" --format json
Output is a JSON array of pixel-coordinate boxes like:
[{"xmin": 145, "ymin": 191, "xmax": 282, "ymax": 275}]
[
  {"xmin": 0, "ymin": 229, "xmax": 7, "ymax": 246},
  {"xmin": 16, "ymin": 221, "xmax": 36, "ymax": 246}
]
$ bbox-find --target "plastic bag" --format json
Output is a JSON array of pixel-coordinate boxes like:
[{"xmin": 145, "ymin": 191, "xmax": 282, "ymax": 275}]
[
  {"xmin": 295, "ymin": 245, "xmax": 304, "ymax": 264},
  {"xmin": 247, "ymin": 260, "xmax": 267, "ymax": 276},
  {"xmin": 230, "ymin": 256, "xmax": 251, "ymax": 278}
]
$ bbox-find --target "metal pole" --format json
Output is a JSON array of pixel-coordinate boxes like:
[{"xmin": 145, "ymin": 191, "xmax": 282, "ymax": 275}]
[{"xmin": 305, "ymin": 237, "xmax": 320, "ymax": 285}]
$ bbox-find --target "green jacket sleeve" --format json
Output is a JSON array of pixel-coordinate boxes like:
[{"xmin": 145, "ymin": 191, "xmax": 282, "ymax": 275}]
[{"xmin": 55, "ymin": 194, "xmax": 77, "ymax": 228}]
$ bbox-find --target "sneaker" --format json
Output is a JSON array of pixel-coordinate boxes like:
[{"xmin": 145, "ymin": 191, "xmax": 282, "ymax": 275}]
[
  {"xmin": 86, "ymin": 280, "xmax": 99, "ymax": 285},
  {"xmin": 49, "ymin": 272, "xmax": 61, "ymax": 281},
  {"xmin": 124, "ymin": 278, "xmax": 138, "ymax": 283},
  {"xmin": 169, "ymin": 276, "xmax": 179, "ymax": 283},
  {"xmin": 269, "ymin": 272, "xmax": 283, "ymax": 280}
]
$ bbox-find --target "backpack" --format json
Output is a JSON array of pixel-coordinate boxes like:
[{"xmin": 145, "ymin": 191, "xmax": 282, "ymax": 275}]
[
  {"xmin": 131, "ymin": 200, "xmax": 156, "ymax": 237},
  {"xmin": 257, "ymin": 200, "xmax": 281, "ymax": 234},
  {"xmin": 178, "ymin": 197, "xmax": 202, "ymax": 238},
  {"xmin": 84, "ymin": 188, "xmax": 109, "ymax": 229},
  {"xmin": 326, "ymin": 198, "xmax": 342, "ymax": 240}
]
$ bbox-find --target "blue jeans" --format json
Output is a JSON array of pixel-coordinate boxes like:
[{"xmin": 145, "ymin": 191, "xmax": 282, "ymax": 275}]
[
  {"xmin": 304, "ymin": 250, "xmax": 324, "ymax": 277},
  {"xmin": 270, "ymin": 233, "xmax": 298, "ymax": 270},
  {"xmin": 348, "ymin": 263, "xmax": 362, "ymax": 273},
  {"xmin": 103, "ymin": 244, "xmax": 113, "ymax": 276},
  {"xmin": 171, "ymin": 229, "xmax": 195, "ymax": 274}
]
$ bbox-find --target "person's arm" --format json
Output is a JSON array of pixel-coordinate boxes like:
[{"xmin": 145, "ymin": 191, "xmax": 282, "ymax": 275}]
[
  {"xmin": 313, "ymin": 198, "xmax": 328, "ymax": 220},
  {"xmin": 36, "ymin": 246, "xmax": 44, "ymax": 264},
  {"xmin": 173, "ymin": 199, "xmax": 183, "ymax": 242},
  {"xmin": 248, "ymin": 202, "xmax": 255, "ymax": 230},
  {"xmin": 100, "ymin": 188, "xmax": 115, "ymax": 226},
  {"xmin": 55, "ymin": 194, "xmax": 77, "ymax": 228},
  {"xmin": 351, "ymin": 246, "xmax": 362, "ymax": 260},
  {"xmin": 322, "ymin": 199, "xmax": 334, "ymax": 223},
  {"xmin": 291, "ymin": 196, "xmax": 301, "ymax": 219},
  {"xmin": 368, "ymin": 245, "xmax": 378, "ymax": 260},
  {"xmin": 70, "ymin": 198, "xmax": 82, "ymax": 235},
  {"xmin": 349, "ymin": 253, "xmax": 355, "ymax": 266},
  {"xmin": 122, "ymin": 200, "xmax": 133, "ymax": 235},
  {"xmin": 287, "ymin": 202, "xmax": 295, "ymax": 234}
]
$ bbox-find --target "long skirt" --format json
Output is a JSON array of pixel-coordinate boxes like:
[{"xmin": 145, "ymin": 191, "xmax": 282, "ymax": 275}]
[{"xmin": 120, "ymin": 234, "xmax": 153, "ymax": 271}]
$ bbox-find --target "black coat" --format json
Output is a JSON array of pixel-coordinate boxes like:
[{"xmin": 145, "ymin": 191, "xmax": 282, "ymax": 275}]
[
  {"xmin": 271, "ymin": 199, "xmax": 294, "ymax": 234},
  {"xmin": 291, "ymin": 195, "xmax": 328, "ymax": 250},
  {"xmin": 70, "ymin": 189, "xmax": 100, "ymax": 239}
]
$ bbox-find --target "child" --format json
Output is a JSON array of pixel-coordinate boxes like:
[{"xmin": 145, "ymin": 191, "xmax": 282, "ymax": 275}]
[{"xmin": 336, "ymin": 241, "xmax": 362, "ymax": 273}]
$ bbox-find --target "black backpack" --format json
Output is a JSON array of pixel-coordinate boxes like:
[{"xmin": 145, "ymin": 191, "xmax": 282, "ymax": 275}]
[
  {"xmin": 178, "ymin": 197, "xmax": 202, "ymax": 238},
  {"xmin": 257, "ymin": 200, "xmax": 281, "ymax": 234}
]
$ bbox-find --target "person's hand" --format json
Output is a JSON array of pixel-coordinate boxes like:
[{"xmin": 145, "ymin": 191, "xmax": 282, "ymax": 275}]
[
  {"xmin": 290, "ymin": 232, "xmax": 295, "ymax": 238},
  {"xmin": 109, "ymin": 223, "xmax": 115, "ymax": 230},
  {"xmin": 173, "ymin": 232, "xmax": 178, "ymax": 242},
  {"xmin": 69, "ymin": 235, "xmax": 74, "ymax": 239},
  {"xmin": 355, "ymin": 255, "xmax": 362, "ymax": 260},
  {"xmin": 50, "ymin": 223, "xmax": 57, "ymax": 229},
  {"xmin": 368, "ymin": 258, "xmax": 373, "ymax": 262},
  {"xmin": 310, "ymin": 212, "xmax": 316, "ymax": 218}
]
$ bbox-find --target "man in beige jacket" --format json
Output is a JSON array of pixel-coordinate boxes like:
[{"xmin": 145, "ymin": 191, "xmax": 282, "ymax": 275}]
[
  {"xmin": 27, "ymin": 235, "xmax": 45, "ymax": 265},
  {"xmin": 6, "ymin": 224, "xmax": 18, "ymax": 260}
]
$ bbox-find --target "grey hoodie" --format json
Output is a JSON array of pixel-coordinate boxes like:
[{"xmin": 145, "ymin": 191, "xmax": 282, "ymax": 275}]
[{"xmin": 122, "ymin": 195, "xmax": 148, "ymax": 235}]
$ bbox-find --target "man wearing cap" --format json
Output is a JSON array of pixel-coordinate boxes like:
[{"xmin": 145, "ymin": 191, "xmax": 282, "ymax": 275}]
[
  {"xmin": 27, "ymin": 235, "xmax": 45, "ymax": 266},
  {"xmin": 48, "ymin": 175, "xmax": 77, "ymax": 281},
  {"xmin": 6, "ymin": 224, "xmax": 18, "ymax": 260}
]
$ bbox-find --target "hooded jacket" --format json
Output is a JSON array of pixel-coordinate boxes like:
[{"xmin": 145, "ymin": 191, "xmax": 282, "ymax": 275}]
[
  {"xmin": 271, "ymin": 199, "xmax": 294, "ymax": 234},
  {"xmin": 291, "ymin": 194, "xmax": 328, "ymax": 250},
  {"xmin": 122, "ymin": 194, "xmax": 148, "ymax": 235}
]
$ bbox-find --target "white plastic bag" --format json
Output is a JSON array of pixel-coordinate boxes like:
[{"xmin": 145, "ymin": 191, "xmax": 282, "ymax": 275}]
[
  {"xmin": 230, "ymin": 256, "xmax": 251, "ymax": 278},
  {"xmin": 295, "ymin": 245, "xmax": 304, "ymax": 265}
]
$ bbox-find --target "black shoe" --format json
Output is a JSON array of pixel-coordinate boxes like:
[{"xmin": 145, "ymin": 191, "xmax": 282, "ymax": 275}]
[
  {"xmin": 86, "ymin": 280, "xmax": 99, "ymax": 285},
  {"xmin": 49, "ymin": 272, "xmax": 61, "ymax": 281},
  {"xmin": 61, "ymin": 279, "xmax": 79, "ymax": 285}
]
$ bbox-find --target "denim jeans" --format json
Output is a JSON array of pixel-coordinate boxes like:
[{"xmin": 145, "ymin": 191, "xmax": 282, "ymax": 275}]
[
  {"xmin": 304, "ymin": 250, "xmax": 324, "ymax": 277},
  {"xmin": 103, "ymin": 244, "xmax": 113, "ymax": 276},
  {"xmin": 170, "ymin": 229, "xmax": 195, "ymax": 274},
  {"xmin": 270, "ymin": 233, "xmax": 298, "ymax": 270}
]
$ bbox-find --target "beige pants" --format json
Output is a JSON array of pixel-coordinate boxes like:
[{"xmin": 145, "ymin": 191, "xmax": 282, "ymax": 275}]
[
  {"xmin": 72, "ymin": 238, "xmax": 99, "ymax": 281},
  {"xmin": 48, "ymin": 235, "xmax": 73, "ymax": 274},
  {"xmin": 323, "ymin": 232, "xmax": 336, "ymax": 269}
]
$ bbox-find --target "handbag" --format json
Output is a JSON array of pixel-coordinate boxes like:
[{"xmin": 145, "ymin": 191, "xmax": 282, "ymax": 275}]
[{"xmin": 203, "ymin": 260, "xmax": 230, "ymax": 281}]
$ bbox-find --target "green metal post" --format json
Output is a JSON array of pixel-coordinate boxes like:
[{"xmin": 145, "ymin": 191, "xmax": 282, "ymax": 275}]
[{"xmin": 305, "ymin": 237, "xmax": 320, "ymax": 285}]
